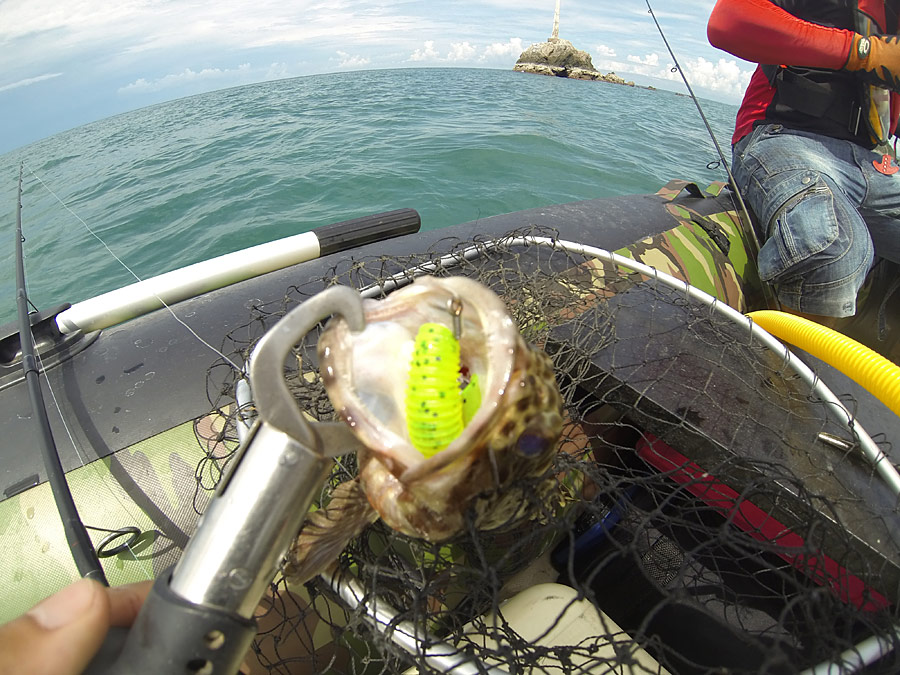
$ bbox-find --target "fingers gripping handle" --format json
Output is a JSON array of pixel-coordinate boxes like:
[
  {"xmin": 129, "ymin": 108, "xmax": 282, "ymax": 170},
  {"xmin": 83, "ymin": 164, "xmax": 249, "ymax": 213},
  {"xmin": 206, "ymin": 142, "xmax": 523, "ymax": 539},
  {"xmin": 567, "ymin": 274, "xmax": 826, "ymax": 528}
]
[{"xmin": 86, "ymin": 570, "xmax": 257, "ymax": 675}]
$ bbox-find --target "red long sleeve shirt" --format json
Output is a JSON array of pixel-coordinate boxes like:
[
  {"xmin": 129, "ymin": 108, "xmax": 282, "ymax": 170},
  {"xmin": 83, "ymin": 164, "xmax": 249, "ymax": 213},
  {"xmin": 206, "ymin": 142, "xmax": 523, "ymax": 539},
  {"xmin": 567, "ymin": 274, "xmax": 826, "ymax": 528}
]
[{"xmin": 707, "ymin": 0, "xmax": 867, "ymax": 144}]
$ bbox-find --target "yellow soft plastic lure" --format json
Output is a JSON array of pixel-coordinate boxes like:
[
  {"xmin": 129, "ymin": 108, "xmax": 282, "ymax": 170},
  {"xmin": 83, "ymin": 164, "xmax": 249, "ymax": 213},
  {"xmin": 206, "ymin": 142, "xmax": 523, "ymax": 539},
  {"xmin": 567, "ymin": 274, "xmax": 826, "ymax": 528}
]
[{"xmin": 406, "ymin": 323, "xmax": 481, "ymax": 457}]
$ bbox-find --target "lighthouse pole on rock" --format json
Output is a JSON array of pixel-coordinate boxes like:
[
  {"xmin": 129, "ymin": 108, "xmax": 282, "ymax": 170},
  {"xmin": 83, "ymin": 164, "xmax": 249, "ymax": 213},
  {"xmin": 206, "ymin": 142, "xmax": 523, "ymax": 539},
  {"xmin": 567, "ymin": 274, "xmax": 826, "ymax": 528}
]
[{"xmin": 550, "ymin": 0, "xmax": 561, "ymax": 42}]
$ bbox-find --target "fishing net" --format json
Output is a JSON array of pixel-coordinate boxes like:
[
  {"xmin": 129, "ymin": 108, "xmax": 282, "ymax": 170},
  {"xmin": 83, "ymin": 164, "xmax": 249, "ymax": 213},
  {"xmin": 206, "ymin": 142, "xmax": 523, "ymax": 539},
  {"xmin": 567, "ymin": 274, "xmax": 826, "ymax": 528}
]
[{"xmin": 195, "ymin": 227, "xmax": 900, "ymax": 675}]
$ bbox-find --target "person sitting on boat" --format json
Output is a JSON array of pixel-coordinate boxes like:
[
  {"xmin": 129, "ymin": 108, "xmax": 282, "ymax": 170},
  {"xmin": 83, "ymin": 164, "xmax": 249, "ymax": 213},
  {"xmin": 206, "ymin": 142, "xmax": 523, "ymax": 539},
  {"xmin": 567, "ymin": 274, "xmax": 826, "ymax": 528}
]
[{"xmin": 707, "ymin": 0, "xmax": 900, "ymax": 323}]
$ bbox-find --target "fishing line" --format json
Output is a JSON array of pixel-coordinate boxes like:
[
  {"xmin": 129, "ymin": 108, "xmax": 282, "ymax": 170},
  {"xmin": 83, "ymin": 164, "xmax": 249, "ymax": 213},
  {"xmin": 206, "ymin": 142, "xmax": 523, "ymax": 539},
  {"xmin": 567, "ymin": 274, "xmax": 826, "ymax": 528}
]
[
  {"xmin": 23, "ymin": 163, "xmax": 242, "ymax": 373},
  {"xmin": 15, "ymin": 166, "xmax": 107, "ymax": 583},
  {"xmin": 34, "ymin": 346, "xmax": 155, "ymax": 580},
  {"xmin": 20, "ymin": 164, "xmax": 233, "ymax": 579},
  {"xmin": 643, "ymin": 1, "xmax": 767, "ymax": 261}
]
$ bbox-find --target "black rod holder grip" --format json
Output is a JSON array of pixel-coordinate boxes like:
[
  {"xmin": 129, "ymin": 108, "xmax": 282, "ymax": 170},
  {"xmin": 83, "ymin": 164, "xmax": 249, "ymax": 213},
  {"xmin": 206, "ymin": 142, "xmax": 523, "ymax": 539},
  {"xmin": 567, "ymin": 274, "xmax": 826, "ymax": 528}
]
[{"xmin": 313, "ymin": 207, "xmax": 420, "ymax": 257}]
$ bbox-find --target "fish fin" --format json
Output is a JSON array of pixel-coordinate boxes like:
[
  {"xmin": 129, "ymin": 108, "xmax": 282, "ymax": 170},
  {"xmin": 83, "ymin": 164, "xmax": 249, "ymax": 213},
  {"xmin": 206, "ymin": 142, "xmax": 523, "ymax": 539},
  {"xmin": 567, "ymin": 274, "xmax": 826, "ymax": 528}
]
[{"xmin": 284, "ymin": 477, "xmax": 379, "ymax": 586}]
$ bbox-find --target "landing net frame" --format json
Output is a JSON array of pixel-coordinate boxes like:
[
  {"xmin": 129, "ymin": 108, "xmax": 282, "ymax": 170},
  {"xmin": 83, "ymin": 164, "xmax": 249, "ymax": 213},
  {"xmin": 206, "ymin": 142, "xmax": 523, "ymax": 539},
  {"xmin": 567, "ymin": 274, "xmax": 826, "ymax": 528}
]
[{"xmin": 198, "ymin": 228, "xmax": 900, "ymax": 675}]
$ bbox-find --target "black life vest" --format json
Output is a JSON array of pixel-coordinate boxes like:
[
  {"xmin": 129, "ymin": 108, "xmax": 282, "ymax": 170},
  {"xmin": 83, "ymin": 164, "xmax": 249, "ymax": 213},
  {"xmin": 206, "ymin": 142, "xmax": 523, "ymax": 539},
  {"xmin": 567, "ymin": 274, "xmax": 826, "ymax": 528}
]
[{"xmin": 762, "ymin": 0, "xmax": 900, "ymax": 149}]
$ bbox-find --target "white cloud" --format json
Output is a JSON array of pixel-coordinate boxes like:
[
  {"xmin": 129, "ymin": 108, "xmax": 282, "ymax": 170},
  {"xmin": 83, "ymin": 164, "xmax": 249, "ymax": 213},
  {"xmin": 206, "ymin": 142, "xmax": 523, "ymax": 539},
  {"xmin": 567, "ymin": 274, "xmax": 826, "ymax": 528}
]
[
  {"xmin": 482, "ymin": 38, "xmax": 524, "ymax": 60},
  {"xmin": 627, "ymin": 53, "xmax": 660, "ymax": 67},
  {"xmin": 407, "ymin": 38, "xmax": 526, "ymax": 64},
  {"xmin": 0, "ymin": 72, "xmax": 63, "ymax": 93},
  {"xmin": 592, "ymin": 45, "xmax": 753, "ymax": 101},
  {"xmin": 447, "ymin": 41, "xmax": 477, "ymax": 62},
  {"xmin": 667, "ymin": 56, "xmax": 752, "ymax": 99},
  {"xmin": 264, "ymin": 62, "xmax": 293, "ymax": 80},
  {"xmin": 409, "ymin": 40, "xmax": 441, "ymax": 62},
  {"xmin": 335, "ymin": 51, "xmax": 370, "ymax": 68},
  {"xmin": 0, "ymin": 1, "xmax": 149, "ymax": 43},
  {"xmin": 1, "ymin": 1, "xmax": 430, "ymax": 69},
  {"xmin": 118, "ymin": 63, "xmax": 254, "ymax": 94},
  {"xmin": 594, "ymin": 44, "xmax": 617, "ymax": 58}
]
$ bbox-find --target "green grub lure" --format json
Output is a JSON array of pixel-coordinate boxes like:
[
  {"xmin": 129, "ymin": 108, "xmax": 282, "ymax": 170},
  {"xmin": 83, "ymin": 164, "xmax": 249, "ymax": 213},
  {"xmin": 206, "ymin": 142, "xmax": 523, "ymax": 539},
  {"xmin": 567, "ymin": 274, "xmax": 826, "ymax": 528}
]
[{"xmin": 406, "ymin": 322, "xmax": 481, "ymax": 457}]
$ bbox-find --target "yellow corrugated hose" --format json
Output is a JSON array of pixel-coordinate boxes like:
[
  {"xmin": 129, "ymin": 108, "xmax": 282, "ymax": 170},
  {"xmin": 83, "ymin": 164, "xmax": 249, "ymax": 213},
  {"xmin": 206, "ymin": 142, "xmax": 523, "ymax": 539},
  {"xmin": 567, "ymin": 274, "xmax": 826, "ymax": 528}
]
[{"xmin": 747, "ymin": 310, "xmax": 900, "ymax": 418}]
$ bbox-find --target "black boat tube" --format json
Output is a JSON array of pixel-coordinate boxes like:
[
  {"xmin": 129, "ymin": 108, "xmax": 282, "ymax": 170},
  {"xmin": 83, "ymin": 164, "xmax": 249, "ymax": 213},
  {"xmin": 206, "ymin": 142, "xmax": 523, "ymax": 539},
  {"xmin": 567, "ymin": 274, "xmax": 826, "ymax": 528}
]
[{"xmin": 13, "ymin": 164, "xmax": 107, "ymax": 584}]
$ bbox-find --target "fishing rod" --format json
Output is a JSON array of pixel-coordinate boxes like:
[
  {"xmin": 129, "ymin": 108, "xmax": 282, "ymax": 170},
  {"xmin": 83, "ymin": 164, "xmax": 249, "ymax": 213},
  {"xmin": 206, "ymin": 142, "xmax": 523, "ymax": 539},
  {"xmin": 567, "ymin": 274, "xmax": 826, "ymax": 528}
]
[
  {"xmin": 13, "ymin": 163, "xmax": 108, "ymax": 585},
  {"xmin": 643, "ymin": 2, "xmax": 740, "ymax": 191},
  {"xmin": 644, "ymin": 0, "xmax": 779, "ymax": 310}
]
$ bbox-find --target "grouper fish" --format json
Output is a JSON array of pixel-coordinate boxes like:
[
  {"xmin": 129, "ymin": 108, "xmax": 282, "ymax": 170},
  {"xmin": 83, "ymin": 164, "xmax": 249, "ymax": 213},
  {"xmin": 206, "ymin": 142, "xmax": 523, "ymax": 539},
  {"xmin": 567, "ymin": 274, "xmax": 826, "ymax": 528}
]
[{"xmin": 285, "ymin": 276, "xmax": 564, "ymax": 585}]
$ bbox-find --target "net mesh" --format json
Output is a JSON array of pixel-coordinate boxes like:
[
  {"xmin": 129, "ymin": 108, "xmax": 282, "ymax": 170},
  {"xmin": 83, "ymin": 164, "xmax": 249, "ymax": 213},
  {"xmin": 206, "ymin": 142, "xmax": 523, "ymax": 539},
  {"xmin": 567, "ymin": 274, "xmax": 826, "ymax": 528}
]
[{"xmin": 195, "ymin": 228, "xmax": 900, "ymax": 675}]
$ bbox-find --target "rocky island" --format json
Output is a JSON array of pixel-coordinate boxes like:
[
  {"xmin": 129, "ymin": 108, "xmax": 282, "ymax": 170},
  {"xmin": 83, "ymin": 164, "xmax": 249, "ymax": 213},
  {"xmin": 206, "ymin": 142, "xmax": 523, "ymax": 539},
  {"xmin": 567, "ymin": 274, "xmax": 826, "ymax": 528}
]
[{"xmin": 513, "ymin": 1, "xmax": 635, "ymax": 87}]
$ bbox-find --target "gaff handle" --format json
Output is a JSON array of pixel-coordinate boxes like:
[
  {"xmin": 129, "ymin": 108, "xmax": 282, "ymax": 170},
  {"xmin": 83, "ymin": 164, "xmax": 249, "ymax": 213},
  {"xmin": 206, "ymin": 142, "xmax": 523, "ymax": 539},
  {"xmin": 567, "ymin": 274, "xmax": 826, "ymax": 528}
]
[
  {"xmin": 85, "ymin": 570, "xmax": 256, "ymax": 675},
  {"xmin": 85, "ymin": 285, "xmax": 369, "ymax": 674}
]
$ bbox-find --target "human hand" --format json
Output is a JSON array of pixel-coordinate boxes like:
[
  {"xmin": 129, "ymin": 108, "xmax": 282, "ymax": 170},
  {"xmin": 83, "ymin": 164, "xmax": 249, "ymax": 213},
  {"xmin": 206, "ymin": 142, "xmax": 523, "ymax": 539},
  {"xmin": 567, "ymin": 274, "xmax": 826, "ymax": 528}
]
[
  {"xmin": 0, "ymin": 578, "xmax": 151, "ymax": 675},
  {"xmin": 845, "ymin": 33, "xmax": 900, "ymax": 91}
]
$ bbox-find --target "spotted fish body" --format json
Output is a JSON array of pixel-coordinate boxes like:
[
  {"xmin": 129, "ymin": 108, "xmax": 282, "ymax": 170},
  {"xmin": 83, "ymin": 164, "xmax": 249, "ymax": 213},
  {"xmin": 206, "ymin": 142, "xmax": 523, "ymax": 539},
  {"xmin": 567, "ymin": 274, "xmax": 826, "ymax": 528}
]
[{"xmin": 285, "ymin": 276, "xmax": 563, "ymax": 584}]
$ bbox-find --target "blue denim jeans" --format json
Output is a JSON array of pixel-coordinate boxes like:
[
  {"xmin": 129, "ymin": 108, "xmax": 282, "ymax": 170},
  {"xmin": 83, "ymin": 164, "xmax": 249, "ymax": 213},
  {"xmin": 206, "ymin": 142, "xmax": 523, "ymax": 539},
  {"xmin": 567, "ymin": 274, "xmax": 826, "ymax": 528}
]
[{"xmin": 732, "ymin": 124, "xmax": 899, "ymax": 317}]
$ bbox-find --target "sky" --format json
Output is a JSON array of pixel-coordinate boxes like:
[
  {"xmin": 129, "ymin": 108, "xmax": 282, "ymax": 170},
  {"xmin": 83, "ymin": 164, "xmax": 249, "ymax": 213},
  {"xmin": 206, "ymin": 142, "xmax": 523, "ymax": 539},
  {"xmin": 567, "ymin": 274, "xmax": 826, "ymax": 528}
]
[{"xmin": 0, "ymin": 1, "xmax": 754, "ymax": 155}]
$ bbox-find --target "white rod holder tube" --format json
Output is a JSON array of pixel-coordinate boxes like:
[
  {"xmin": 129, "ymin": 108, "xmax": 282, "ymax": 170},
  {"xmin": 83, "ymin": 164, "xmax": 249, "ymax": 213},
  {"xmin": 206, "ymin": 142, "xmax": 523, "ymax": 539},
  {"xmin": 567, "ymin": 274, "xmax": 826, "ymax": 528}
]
[{"xmin": 56, "ymin": 231, "xmax": 320, "ymax": 334}]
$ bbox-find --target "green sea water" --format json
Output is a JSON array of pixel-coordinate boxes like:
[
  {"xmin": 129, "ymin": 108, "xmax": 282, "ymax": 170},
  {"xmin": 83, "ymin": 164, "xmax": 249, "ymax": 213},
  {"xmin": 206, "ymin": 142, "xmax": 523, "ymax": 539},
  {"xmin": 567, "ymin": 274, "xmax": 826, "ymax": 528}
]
[{"xmin": 0, "ymin": 68, "xmax": 738, "ymax": 326}]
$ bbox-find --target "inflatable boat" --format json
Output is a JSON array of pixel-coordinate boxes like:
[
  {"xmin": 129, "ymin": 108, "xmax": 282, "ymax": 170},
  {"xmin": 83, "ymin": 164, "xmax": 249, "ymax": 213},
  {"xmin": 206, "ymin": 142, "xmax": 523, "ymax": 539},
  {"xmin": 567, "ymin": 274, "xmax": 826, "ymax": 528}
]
[{"xmin": 2, "ymin": 174, "xmax": 899, "ymax": 674}]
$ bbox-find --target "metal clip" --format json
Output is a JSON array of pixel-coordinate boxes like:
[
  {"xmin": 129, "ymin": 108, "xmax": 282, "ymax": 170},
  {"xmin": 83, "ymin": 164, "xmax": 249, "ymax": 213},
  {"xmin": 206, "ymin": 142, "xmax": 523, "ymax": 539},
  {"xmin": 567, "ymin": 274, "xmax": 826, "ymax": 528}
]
[
  {"xmin": 170, "ymin": 286, "xmax": 368, "ymax": 618},
  {"xmin": 848, "ymin": 102, "xmax": 862, "ymax": 136},
  {"xmin": 817, "ymin": 432, "xmax": 854, "ymax": 452},
  {"xmin": 251, "ymin": 286, "xmax": 366, "ymax": 453}
]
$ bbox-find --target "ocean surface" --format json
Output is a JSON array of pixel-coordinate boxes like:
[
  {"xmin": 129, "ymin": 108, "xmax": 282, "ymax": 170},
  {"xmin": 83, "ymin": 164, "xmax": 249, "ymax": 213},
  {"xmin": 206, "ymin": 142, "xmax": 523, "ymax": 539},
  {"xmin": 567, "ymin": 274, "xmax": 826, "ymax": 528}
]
[{"xmin": 0, "ymin": 68, "xmax": 738, "ymax": 327}]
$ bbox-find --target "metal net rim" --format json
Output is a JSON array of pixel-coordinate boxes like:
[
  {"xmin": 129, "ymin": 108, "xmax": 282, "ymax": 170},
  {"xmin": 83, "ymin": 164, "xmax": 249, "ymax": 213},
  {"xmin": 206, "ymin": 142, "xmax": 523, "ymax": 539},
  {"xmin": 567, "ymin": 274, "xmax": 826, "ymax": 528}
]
[{"xmin": 228, "ymin": 233, "xmax": 900, "ymax": 673}]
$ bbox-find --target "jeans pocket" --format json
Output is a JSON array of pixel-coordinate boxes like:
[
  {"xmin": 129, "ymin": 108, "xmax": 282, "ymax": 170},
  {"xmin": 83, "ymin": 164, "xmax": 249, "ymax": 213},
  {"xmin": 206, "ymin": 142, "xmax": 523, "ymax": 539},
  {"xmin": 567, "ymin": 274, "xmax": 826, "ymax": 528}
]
[
  {"xmin": 731, "ymin": 126, "xmax": 768, "ymax": 191},
  {"xmin": 757, "ymin": 173, "xmax": 841, "ymax": 282}
]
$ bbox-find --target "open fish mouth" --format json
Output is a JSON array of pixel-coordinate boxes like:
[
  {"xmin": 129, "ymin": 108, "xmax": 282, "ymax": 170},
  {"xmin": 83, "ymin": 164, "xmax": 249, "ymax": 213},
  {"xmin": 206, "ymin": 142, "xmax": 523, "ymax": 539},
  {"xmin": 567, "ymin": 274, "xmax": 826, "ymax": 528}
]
[
  {"xmin": 318, "ymin": 275, "xmax": 530, "ymax": 477},
  {"xmin": 314, "ymin": 275, "xmax": 563, "ymax": 540},
  {"xmin": 285, "ymin": 276, "xmax": 564, "ymax": 582}
]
